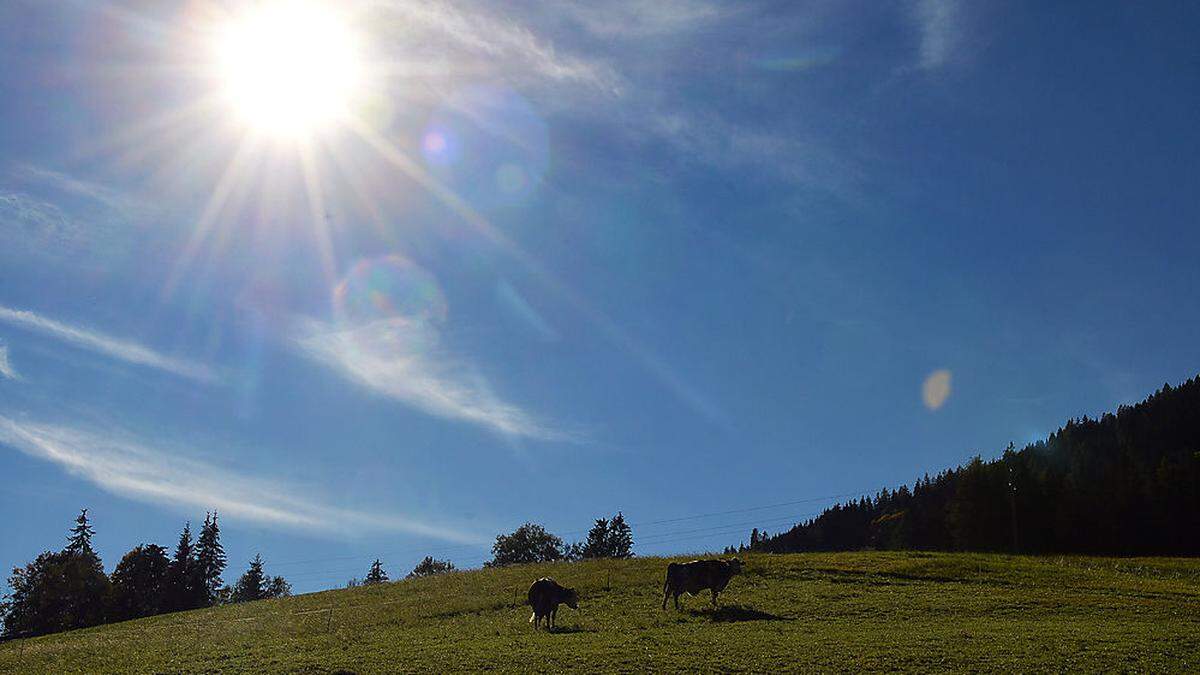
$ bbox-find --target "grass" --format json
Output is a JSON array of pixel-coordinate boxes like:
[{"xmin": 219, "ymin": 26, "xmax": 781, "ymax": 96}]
[{"xmin": 2, "ymin": 551, "xmax": 1199, "ymax": 672}]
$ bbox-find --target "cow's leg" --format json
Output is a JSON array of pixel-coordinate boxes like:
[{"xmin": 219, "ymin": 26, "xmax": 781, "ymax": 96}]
[
  {"xmin": 533, "ymin": 612, "xmax": 541, "ymax": 630},
  {"xmin": 711, "ymin": 589, "xmax": 719, "ymax": 607},
  {"xmin": 550, "ymin": 607, "xmax": 557, "ymax": 631},
  {"xmin": 673, "ymin": 592, "xmax": 681, "ymax": 610}
]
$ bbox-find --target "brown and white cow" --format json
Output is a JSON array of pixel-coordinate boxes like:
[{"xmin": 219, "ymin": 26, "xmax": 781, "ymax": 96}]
[
  {"xmin": 662, "ymin": 558, "xmax": 743, "ymax": 610},
  {"xmin": 527, "ymin": 577, "xmax": 579, "ymax": 630}
]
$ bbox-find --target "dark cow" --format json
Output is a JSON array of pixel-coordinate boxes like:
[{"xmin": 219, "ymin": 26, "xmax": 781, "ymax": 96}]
[
  {"xmin": 662, "ymin": 558, "xmax": 743, "ymax": 610},
  {"xmin": 527, "ymin": 577, "xmax": 579, "ymax": 630}
]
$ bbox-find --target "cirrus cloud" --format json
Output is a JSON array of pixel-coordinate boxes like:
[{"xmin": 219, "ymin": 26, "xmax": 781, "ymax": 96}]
[
  {"xmin": 0, "ymin": 414, "xmax": 484, "ymax": 543},
  {"xmin": 292, "ymin": 316, "xmax": 570, "ymax": 441},
  {"xmin": 0, "ymin": 305, "xmax": 220, "ymax": 385},
  {"xmin": 0, "ymin": 342, "xmax": 18, "ymax": 380}
]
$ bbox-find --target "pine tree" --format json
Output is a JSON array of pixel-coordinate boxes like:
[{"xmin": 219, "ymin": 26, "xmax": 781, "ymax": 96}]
[
  {"xmin": 364, "ymin": 559, "xmax": 388, "ymax": 584},
  {"xmin": 194, "ymin": 512, "xmax": 226, "ymax": 606},
  {"xmin": 580, "ymin": 518, "xmax": 610, "ymax": 559},
  {"xmin": 65, "ymin": 509, "xmax": 96, "ymax": 558},
  {"xmin": 4, "ymin": 512, "xmax": 110, "ymax": 638},
  {"xmin": 232, "ymin": 554, "xmax": 266, "ymax": 603},
  {"xmin": 167, "ymin": 522, "xmax": 196, "ymax": 611},
  {"xmin": 607, "ymin": 512, "xmax": 634, "ymax": 558},
  {"xmin": 266, "ymin": 576, "xmax": 292, "ymax": 598}
]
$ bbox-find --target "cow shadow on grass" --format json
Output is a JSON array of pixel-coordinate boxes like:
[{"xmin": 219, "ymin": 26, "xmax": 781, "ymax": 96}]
[
  {"xmin": 689, "ymin": 604, "xmax": 792, "ymax": 623},
  {"xmin": 546, "ymin": 624, "xmax": 593, "ymax": 634}
]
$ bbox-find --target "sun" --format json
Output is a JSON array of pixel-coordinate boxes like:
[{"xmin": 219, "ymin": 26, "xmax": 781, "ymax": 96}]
[{"xmin": 212, "ymin": 1, "xmax": 365, "ymax": 139}]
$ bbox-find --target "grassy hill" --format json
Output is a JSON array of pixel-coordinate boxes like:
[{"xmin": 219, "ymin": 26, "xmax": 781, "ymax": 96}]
[{"xmin": 2, "ymin": 552, "xmax": 1198, "ymax": 672}]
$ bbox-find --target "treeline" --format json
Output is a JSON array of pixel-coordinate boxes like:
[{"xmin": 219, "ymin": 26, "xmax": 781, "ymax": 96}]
[
  {"xmin": 1, "ymin": 511, "xmax": 290, "ymax": 640},
  {"xmin": 347, "ymin": 513, "xmax": 635, "ymax": 587},
  {"xmin": 749, "ymin": 376, "xmax": 1200, "ymax": 556},
  {"xmin": 488, "ymin": 513, "xmax": 634, "ymax": 567}
]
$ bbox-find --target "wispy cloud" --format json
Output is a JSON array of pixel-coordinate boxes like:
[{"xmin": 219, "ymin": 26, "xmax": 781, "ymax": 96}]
[
  {"xmin": 637, "ymin": 109, "xmax": 864, "ymax": 198},
  {"xmin": 0, "ymin": 306, "xmax": 219, "ymax": 385},
  {"xmin": 0, "ymin": 191, "xmax": 78, "ymax": 252},
  {"xmin": 293, "ymin": 317, "xmax": 569, "ymax": 441},
  {"xmin": 0, "ymin": 342, "xmax": 18, "ymax": 380},
  {"xmin": 912, "ymin": 0, "xmax": 969, "ymax": 70},
  {"xmin": 0, "ymin": 414, "xmax": 483, "ymax": 542},
  {"xmin": 1, "ymin": 168, "xmax": 158, "ymax": 272},
  {"xmin": 369, "ymin": 0, "xmax": 621, "ymax": 95},
  {"xmin": 12, "ymin": 164, "xmax": 136, "ymax": 214},
  {"xmin": 562, "ymin": 0, "xmax": 729, "ymax": 38}
]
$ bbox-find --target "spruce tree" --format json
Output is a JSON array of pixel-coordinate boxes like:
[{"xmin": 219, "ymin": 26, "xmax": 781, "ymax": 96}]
[
  {"xmin": 194, "ymin": 512, "xmax": 226, "ymax": 606},
  {"xmin": 167, "ymin": 522, "xmax": 195, "ymax": 611},
  {"xmin": 232, "ymin": 554, "xmax": 266, "ymax": 603},
  {"xmin": 65, "ymin": 509, "xmax": 96, "ymax": 558},
  {"xmin": 607, "ymin": 512, "xmax": 634, "ymax": 558},
  {"xmin": 266, "ymin": 576, "xmax": 292, "ymax": 598},
  {"xmin": 364, "ymin": 559, "xmax": 388, "ymax": 584},
  {"xmin": 5, "ymin": 511, "xmax": 110, "ymax": 638},
  {"xmin": 580, "ymin": 518, "xmax": 610, "ymax": 559}
]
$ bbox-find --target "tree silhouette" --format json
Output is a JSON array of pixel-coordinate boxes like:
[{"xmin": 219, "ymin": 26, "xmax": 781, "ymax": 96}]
[
  {"xmin": 232, "ymin": 554, "xmax": 267, "ymax": 603},
  {"xmin": 65, "ymin": 509, "xmax": 96, "ymax": 557},
  {"xmin": 194, "ymin": 512, "xmax": 226, "ymax": 607},
  {"xmin": 577, "ymin": 512, "xmax": 634, "ymax": 559},
  {"xmin": 364, "ymin": 559, "xmax": 389, "ymax": 585},
  {"xmin": 406, "ymin": 556, "xmax": 455, "ymax": 579},
  {"xmin": 231, "ymin": 555, "xmax": 290, "ymax": 602},
  {"xmin": 580, "ymin": 518, "xmax": 610, "ymax": 558},
  {"xmin": 1, "ymin": 512, "xmax": 110, "ymax": 639},
  {"xmin": 267, "ymin": 576, "xmax": 292, "ymax": 598},
  {"xmin": 486, "ymin": 523, "xmax": 565, "ymax": 567},
  {"xmin": 110, "ymin": 544, "xmax": 170, "ymax": 621},
  {"xmin": 754, "ymin": 376, "xmax": 1200, "ymax": 557},
  {"xmin": 608, "ymin": 512, "xmax": 634, "ymax": 558},
  {"xmin": 166, "ymin": 522, "xmax": 197, "ymax": 611}
]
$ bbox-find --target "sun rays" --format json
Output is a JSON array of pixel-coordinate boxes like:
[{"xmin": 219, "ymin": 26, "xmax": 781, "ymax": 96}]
[
  {"xmin": 64, "ymin": 0, "xmax": 720, "ymax": 435},
  {"xmin": 210, "ymin": 1, "xmax": 366, "ymax": 139}
]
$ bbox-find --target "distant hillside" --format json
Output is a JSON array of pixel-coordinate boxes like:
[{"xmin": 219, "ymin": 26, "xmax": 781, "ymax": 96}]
[
  {"xmin": 754, "ymin": 375, "xmax": 1200, "ymax": 556},
  {"xmin": 3, "ymin": 553, "xmax": 1199, "ymax": 672}
]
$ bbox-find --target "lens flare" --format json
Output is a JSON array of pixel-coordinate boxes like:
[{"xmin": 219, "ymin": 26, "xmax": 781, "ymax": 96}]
[
  {"xmin": 750, "ymin": 46, "xmax": 841, "ymax": 72},
  {"xmin": 922, "ymin": 369, "xmax": 952, "ymax": 411},
  {"xmin": 333, "ymin": 255, "xmax": 447, "ymax": 326},
  {"xmin": 421, "ymin": 86, "xmax": 549, "ymax": 210}
]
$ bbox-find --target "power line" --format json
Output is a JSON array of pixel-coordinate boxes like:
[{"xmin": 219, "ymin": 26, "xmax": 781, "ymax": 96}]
[
  {"xmin": 629, "ymin": 492, "xmax": 862, "ymax": 528},
  {"xmin": 274, "ymin": 510, "xmax": 826, "ymax": 584},
  {"xmin": 269, "ymin": 488, "xmax": 870, "ymax": 572}
]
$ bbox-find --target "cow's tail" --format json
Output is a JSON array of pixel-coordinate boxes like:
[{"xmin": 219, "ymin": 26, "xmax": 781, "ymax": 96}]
[{"xmin": 528, "ymin": 612, "xmax": 536, "ymax": 623}]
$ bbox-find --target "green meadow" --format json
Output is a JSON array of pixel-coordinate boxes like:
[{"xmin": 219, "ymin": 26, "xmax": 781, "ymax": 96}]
[{"xmin": 3, "ymin": 552, "xmax": 1198, "ymax": 673}]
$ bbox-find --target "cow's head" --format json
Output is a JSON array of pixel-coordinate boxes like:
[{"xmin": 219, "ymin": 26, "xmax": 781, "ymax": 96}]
[
  {"xmin": 727, "ymin": 558, "xmax": 744, "ymax": 574},
  {"xmin": 563, "ymin": 587, "xmax": 579, "ymax": 609}
]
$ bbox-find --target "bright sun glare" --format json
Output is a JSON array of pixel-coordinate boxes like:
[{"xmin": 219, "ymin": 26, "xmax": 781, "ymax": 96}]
[{"xmin": 213, "ymin": 1, "xmax": 365, "ymax": 139}]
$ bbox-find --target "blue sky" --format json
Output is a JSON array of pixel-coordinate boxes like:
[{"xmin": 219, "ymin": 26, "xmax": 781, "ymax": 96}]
[{"xmin": 1, "ymin": 0, "xmax": 1198, "ymax": 592}]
